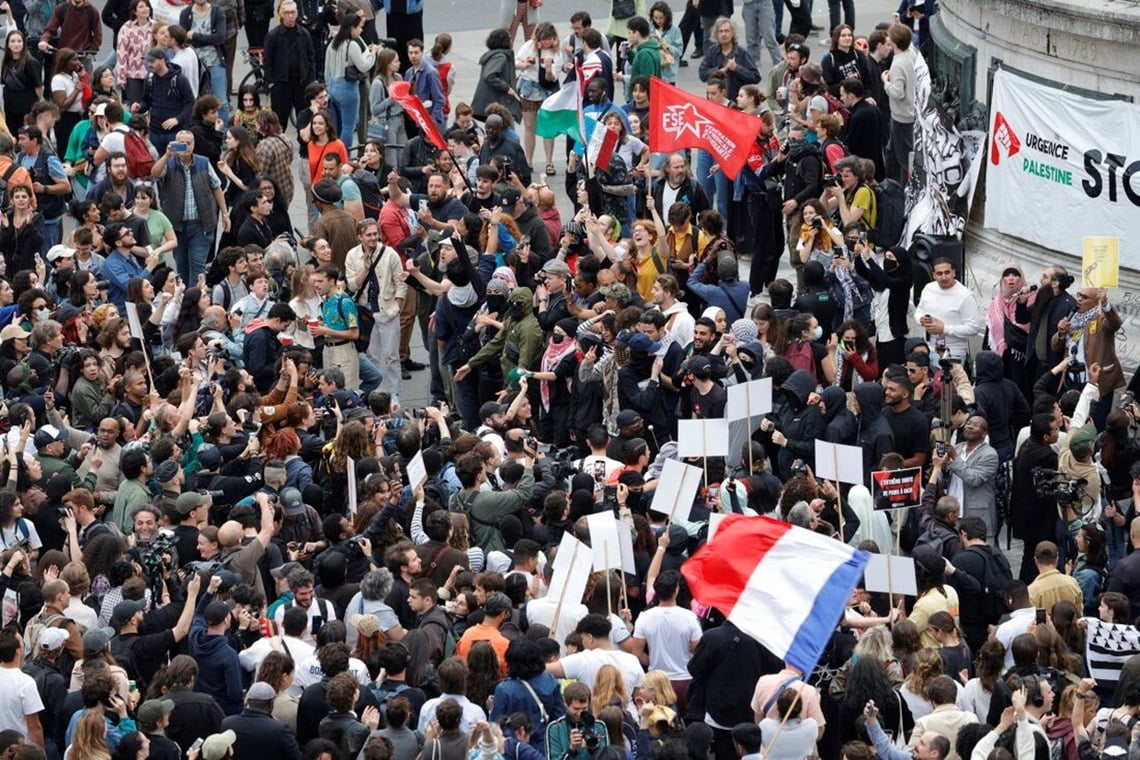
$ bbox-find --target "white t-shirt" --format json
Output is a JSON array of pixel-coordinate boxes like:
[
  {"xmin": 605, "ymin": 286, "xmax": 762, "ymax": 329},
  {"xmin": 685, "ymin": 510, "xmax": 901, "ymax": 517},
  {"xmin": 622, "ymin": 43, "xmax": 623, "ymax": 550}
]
[
  {"xmin": 170, "ymin": 48, "xmax": 201, "ymax": 98},
  {"xmin": 0, "ymin": 667, "xmax": 44, "ymax": 737},
  {"xmin": 272, "ymin": 597, "xmax": 338, "ymax": 646},
  {"xmin": 292, "ymin": 652, "xmax": 370, "ymax": 691},
  {"xmin": 0, "ymin": 519, "xmax": 41, "ymax": 552},
  {"xmin": 51, "ymin": 73, "xmax": 84, "ymax": 113},
  {"xmin": 560, "ymin": 647, "xmax": 645, "ymax": 705},
  {"xmin": 238, "ymin": 634, "xmax": 316, "ymax": 688},
  {"xmin": 632, "ymin": 605, "xmax": 702, "ymax": 680}
]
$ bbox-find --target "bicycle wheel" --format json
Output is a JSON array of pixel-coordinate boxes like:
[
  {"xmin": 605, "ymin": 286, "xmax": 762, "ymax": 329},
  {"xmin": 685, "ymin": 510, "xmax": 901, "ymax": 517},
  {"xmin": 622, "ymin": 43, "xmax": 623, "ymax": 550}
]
[{"xmin": 238, "ymin": 69, "xmax": 270, "ymax": 100}]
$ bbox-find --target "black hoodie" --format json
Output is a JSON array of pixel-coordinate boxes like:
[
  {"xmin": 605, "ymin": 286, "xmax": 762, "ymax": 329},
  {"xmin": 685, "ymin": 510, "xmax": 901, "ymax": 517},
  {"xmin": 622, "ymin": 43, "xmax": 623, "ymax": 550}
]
[
  {"xmin": 854, "ymin": 382, "xmax": 895, "ymax": 483},
  {"xmin": 973, "ymin": 350, "xmax": 1031, "ymax": 454},
  {"xmin": 856, "ymin": 247, "xmax": 913, "ymax": 343},
  {"xmin": 774, "ymin": 370, "xmax": 823, "ymax": 479}
]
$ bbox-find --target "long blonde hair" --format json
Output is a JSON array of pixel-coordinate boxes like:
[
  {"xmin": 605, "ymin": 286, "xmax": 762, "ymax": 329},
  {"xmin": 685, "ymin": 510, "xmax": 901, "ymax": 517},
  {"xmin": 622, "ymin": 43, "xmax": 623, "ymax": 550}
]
[
  {"xmin": 592, "ymin": 664, "xmax": 629, "ymax": 715},
  {"xmin": 71, "ymin": 707, "xmax": 111, "ymax": 760},
  {"xmin": 642, "ymin": 670, "xmax": 677, "ymax": 707}
]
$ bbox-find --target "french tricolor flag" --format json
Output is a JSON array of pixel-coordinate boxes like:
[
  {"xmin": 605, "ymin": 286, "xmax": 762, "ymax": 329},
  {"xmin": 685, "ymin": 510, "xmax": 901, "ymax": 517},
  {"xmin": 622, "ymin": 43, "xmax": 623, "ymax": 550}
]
[{"xmin": 683, "ymin": 514, "xmax": 869, "ymax": 675}]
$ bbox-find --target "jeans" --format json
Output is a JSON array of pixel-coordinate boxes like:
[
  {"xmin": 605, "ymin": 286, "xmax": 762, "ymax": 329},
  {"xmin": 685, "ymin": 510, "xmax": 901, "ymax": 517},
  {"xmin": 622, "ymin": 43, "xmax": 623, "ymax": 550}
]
[
  {"xmin": 359, "ymin": 353, "xmax": 381, "ymax": 394},
  {"xmin": 695, "ymin": 149, "xmax": 730, "ymax": 222},
  {"xmin": 151, "ymin": 130, "xmax": 177, "ymax": 156},
  {"xmin": 42, "ymin": 217, "xmax": 62, "ymax": 248},
  {"xmin": 368, "ymin": 313, "xmax": 402, "ymax": 404},
  {"xmin": 455, "ymin": 371, "xmax": 481, "ymax": 430},
  {"xmin": 205, "ymin": 63, "xmax": 231, "ymax": 125},
  {"xmin": 174, "ymin": 221, "xmax": 213, "ymax": 282},
  {"xmin": 743, "ymin": 0, "xmax": 783, "ymax": 66},
  {"xmin": 329, "ymin": 77, "xmax": 360, "ymax": 149}
]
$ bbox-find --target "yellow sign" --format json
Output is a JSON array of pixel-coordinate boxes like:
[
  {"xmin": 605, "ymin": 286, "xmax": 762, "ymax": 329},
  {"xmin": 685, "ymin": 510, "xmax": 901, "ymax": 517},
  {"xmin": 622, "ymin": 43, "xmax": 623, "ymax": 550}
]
[{"xmin": 1083, "ymin": 237, "xmax": 1120, "ymax": 287}]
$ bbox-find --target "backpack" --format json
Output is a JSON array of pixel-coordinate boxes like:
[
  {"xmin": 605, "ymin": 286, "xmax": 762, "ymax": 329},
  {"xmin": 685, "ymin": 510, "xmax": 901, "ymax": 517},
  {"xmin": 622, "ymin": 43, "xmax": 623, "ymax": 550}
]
[
  {"xmin": 966, "ymin": 545, "xmax": 1013, "ymax": 625},
  {"xmin": 0, "ymin": 164, "xmax": 19, "ymax": 210},
  {"xmin": 785, "ymin": 340, "xmax": 818, "ymax": 386},
  {"xmin": 352, "ymin": 169, "xmax": 384, "ymax": 220},
  {"xmin": 369, "ymin": 681, "xmax": 411, "ymax": 716},
  {"xmin": 821, "ymin": 91, "xmax": 850, "ymax": 125},
  {"xmin": 870, "ymin": 178, "xmax": 906, "ymax": 249},
  {"xmin": 116, "ymin": 128, "xmax": 155, "ymax": 180},
  {"xmin": 23, "ymin": 611, "xmax": 66, "ymax": 659}
]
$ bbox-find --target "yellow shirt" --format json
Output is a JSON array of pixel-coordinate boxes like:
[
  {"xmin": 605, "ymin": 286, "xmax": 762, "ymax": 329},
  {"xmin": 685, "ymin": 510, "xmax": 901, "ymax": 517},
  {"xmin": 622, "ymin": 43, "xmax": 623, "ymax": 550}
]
[
  {"xmin": 1028, "ymin": 568, "xmax": 1083, "ymax": 613},
  {"xmin": 911, "ymin": 585, "xmax": 960, "ymax": 649},
  {"xmin": 636, "ymin": 248, "xmax": 667, "ymax": 301}
]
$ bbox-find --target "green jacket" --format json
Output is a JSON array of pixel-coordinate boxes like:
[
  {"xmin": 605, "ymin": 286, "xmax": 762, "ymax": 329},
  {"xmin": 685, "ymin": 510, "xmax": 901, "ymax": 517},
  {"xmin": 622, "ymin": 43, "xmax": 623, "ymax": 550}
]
[
  {"xmin": 545, "ymin": 715, "xmax": 609, "ymax": 760},
  {"xmin": 112, "ymin": 478, "xmax": 153, "ymax": 534},
  {"xmin": 36, "ymin": 453, "xmax": 96, "ymax": 491},
  {"xmin": 468, "ymin": 287, "xmax": 543, "ymax": 375},
  {"xmin": 629, "ymin": 37, "xmax": 662, "ymax": 81},
  {"xmin": 448, "ymin": 468, "xmax": 534, "ymax": 554}
]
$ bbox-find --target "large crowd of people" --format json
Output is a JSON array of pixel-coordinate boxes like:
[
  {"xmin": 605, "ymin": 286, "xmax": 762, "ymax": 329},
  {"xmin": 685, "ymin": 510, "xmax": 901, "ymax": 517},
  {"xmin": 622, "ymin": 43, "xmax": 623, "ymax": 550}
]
[{"xmin": 2, "ymin": 0, "xmax": 1140, "ymax": 760}]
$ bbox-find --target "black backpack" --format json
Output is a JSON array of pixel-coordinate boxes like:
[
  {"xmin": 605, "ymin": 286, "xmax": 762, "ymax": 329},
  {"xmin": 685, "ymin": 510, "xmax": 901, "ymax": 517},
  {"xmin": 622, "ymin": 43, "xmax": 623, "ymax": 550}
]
[
  {"xmin": 0, "ymin": 164, "xmax": 19, "ymax": 210},
  {"xmin": 967, "ymin": 545, "xmax": 1013, "ymax": 624},
  {"xmin": 871, "ymin": 178, "xmax": 906, "ymax": 249},
  {"xmin": 352, "ymin": 169, "xmax": 384, "ymax": 220}
]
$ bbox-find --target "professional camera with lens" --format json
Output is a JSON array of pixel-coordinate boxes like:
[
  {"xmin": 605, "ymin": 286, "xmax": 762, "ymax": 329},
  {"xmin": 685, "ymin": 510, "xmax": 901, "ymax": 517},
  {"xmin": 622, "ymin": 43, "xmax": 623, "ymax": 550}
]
[
  {"xmin": 1033, "ymin": 467, "xmax": 1089, "ymax": 509},
  {"xmin": 571, "ymin": 711, "xmax": 600, "ymax": 751},
  {"xmin": 346, "ymin": 535, "xmax": 369, "ymax": 555},
  {"xmin": 811, "ymin": 217, "xmax": 824, "ymax": 230},
  {"xmin": 823, "ymin": 174, "xmax": 841, "ymax": 186},
  {"xmin": 549, "ymin": 446, "xmax": 583, "ymax": 483}
]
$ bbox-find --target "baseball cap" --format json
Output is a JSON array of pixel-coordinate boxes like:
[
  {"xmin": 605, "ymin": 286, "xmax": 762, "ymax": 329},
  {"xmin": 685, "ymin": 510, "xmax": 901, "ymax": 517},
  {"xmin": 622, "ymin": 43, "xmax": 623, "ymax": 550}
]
[
  {"xmin": 196, "ymin": 443, "xmax": 222, "ymax": 470},
  {"xmin": 279, "ymin": 487, "xmax": 306, "ymax": 517},
  {"xmin": 542, "ymin": 258, "xmax": 572, "ymax": 278},
  {"xmin": 498, "ymin": 188, "xmax": 522, "ymax": 209},
  {"xmin": 311, "ymin": 179, "xmax": 342, "ymax": 205},
  {"xmin": 146, "ymin": 48, "xmax": 167, "ymax": 62},
  {"xmin": 479, "ymin": 401, "xmax": 505, "ymax": 421},
  {"xmin": 33, "ymin": 424, "xmax": 68, "ymax": 450},
  {"xmin": 201, "ymin": 731, "xmax": 237, "ymax": 760},
  {"xmin": 110, "ymin": 600, "xmax": 147, "ymax": 629},
  {"xmin": 82, "ymin": 627, "xmax": 113, "ymax": 655},
  {"xmin": 271, "ymin": 561, "xmax": 303, "ymax": 580},
  {"xmin": 38, "ymin": 627, "xmax": 70, "ymax": 652},
  {"xmin": 46, "ymin": 244, "xmax": 76, "ymax": 263},
  {"xmin": 0, "ymin": 325, "xmax": 30, "ymax": 342},
  {"xmin": 685, "ymin": 355, "xmax": 713, "ymax": 380},
  {"xmin": 137, "ymin": 699, "xmax": 175, "ymax": 726},
  {"xmin": 174, "ymin": 491, "xmax": 210, "ymax": 516},
  {"xmin": 246, "ymin": 682, "xmax": 277, "ymax": 701},
  {"xmin": 625, "ymin": 333, "xmax": 661, "ymax": 354},
  {"xmin": 204, "ymin": 601, "xmax": 234, "ymax": 626},
  {"xmin": 615, "ymin": 410, "xmax": 642, "ymax": 429}
]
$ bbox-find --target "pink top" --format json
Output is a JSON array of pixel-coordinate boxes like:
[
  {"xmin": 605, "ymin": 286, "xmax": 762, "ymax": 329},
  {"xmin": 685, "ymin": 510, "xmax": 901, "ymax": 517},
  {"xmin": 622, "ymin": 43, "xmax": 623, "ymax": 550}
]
[{"xmin": 116, "ymin": 19, "xmax": 153, "ymax": 81}]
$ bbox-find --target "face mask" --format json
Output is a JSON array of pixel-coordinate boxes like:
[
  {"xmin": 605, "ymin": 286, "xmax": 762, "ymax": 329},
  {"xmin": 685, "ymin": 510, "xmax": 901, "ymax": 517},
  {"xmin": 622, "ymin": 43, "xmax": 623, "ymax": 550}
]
[
  {"xmin": 508, "ymin": 302, "xmax": 526, "ymax": 319},
  {"xmin": 811, "ymin": 325, "xmax": 823, "ymax": 341},
  {"xmin": 551, "ymin": 334, "xmax": 565, "ymax": 344},
  {"xmin": 36, "ymin": 308, "xmax": 50, "ymax": 323},
  {"xmin": 486, "ymin": 295, "xmax": 507, "ymax": 313}
]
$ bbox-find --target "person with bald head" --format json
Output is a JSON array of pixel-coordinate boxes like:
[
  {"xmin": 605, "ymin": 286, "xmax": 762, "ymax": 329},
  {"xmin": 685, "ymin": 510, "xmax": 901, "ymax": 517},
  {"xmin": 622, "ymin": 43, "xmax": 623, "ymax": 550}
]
[
  {"xmin": 533, "ymin": 185, "xmax": 561, "ymax": 246},
  {"xmin": 151, "ymin": 129, "xmax": 230, "ymax": 283},
  {"xmin": 216, "ymin": 493, "xmax": 277, "ymax": 597},
  {"xmin": 931, "ymin": 414, "xmax": 999, "ymax": 538}
]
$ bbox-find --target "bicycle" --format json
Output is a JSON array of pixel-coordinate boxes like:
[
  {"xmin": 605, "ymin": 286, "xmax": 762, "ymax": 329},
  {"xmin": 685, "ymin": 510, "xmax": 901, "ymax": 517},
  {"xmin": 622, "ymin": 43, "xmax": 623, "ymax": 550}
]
[{"xmin": 239, "ymin": 47, "xmax": 301, "ymax": 128}]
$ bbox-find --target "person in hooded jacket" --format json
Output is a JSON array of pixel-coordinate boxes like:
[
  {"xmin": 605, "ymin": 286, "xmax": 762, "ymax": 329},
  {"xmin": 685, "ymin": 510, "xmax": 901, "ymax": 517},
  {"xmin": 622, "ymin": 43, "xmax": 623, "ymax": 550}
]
[
  {"xmin": 972, "ymin": 350, "xmax": 1031, "ymax": 462},
  {"xmin": 617, "ymin": 333, "xmax": 672, "ymax": 456},
  {"xmin": 854, "ymin": 382, "xmax": 895, "ymax": 487},
  {"xmin": 455, "ymin": 286, "xmax": 543, "ymax": 385},
  {"xmin": 688, "ymin": 253, "xmax": 750, "ymax": 325},
  {"xmin": 765, "ymin": 369, "xmax": 822, "ymax": 481},
  {"xmin": 855, "ymin": 244, "xmax": 913, "ymax": 369},
  {"xmin": 821, "ymin": 385, "xmax": 857, "ymax": 446}
]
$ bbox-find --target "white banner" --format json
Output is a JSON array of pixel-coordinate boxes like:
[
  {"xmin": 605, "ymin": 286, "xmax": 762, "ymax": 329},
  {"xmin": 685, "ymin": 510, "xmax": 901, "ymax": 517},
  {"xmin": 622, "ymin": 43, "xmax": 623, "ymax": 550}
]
[{"xmin": 985, "ymin": 68, "xmax": 1140, "ymax": 259}]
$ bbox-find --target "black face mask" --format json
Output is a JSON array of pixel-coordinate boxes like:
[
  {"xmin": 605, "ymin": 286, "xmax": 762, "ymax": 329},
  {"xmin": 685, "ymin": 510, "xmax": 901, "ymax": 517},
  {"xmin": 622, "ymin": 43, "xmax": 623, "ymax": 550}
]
[
  {"xmin": 551, "ymin": 334, "xmax": 565, "ymax": 344},
  {"xmin": 508, "ymin": 302, "xmax": 527, "ymax": 319},
  {"xmin": 486, "ymin": 294, "xmax": 507, "ymax": 313}
]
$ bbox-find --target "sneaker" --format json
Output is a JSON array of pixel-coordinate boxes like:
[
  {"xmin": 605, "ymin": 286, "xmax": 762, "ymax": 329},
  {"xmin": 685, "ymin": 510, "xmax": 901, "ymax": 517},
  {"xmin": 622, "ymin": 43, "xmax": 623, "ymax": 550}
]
[
  {"xmin": 679, "ymin": 58, "xmax": 689, "ymax": 67},
  {"xmin": 689, "ymin": 48, "xmax": 703, "ymax": 59},
  {"xmin": 401, "ymin": 369, "xmax": 412, "ymax": 380},
  {"xmin": 819, "ymin": 36, "xmax": 831, "ymax": 45},
  {"xmin": 403, "ymin": 359, "xmax": 427, "ymax": 371}
]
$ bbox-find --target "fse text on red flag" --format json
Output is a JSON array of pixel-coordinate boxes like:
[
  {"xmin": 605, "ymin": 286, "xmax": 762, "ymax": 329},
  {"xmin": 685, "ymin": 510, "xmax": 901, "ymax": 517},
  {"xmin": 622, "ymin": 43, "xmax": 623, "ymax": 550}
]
[{"xmin": 648, "ymin": 77, "xmax": 764, "ymax": 180}]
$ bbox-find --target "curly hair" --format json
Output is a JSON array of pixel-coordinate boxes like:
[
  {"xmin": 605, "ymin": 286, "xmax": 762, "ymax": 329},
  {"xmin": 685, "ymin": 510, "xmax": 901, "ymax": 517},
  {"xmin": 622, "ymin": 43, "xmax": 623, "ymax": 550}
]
[
  {"xmin": 479, "ymin": 216, "xmax": 521, "ymax": 253},
  {"xmin": 465, "ymin": 641, "xmax": 500, "ymax": 712},
  {"xmin": 329, "ymin": 421, "xmax": 372, "ymax": 474},
  {"xmin": 904, "ymin": 647, "xmax": 944, "ymax": 698},
  {"xmin": 81, "ymin": 533, "xmax": 124, "ymax": 582}
]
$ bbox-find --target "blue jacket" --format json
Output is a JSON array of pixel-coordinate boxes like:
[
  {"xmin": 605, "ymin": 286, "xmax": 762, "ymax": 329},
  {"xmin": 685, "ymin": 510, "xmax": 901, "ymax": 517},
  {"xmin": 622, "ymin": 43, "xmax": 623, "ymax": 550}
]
[
  {"xmin": 242, "ymin": 325, "xmax": 281, "ymax": 393},
  {"xmin": 383, "ymin": 0, "xmax": 423, "ymax": 13},
  {"xmin": 489, "ymin": 675, "xmax": 566, "ymax": 748},
  {"xmin": 405, "ymin": 62, "xmax": 444, "ymax": 127},
  {"xmin": 686, "ymin": 261, "xmax": 750, "ymax": 324},
  {"xmin": 139, "ymin": 62, "xmax": 195, "ymax": 130},
  {"xmin": 103, "ymin": 249, "xmax": 147, "ymax": 311},
  {"xmin": 189, "ymin": 593, "xmax": 244, "ymax": 715}
]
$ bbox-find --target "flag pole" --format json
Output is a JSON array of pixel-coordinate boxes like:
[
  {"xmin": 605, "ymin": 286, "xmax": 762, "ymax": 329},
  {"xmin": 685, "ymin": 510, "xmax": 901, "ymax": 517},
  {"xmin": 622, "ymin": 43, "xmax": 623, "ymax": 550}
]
[
  {"xmin": 833, "ymin": 447, "xmax": 845, "ymax": 538},
  {"xmin": 549, "ymin": 540, "xmax": 579, "ymax": 639},
  {"xmin": 746, "ymin": 392, "xmax": 754, "ymax": 475},
  {"xmin": 605, "ymin": 547, "xmax": 613, "ymax": 618}
]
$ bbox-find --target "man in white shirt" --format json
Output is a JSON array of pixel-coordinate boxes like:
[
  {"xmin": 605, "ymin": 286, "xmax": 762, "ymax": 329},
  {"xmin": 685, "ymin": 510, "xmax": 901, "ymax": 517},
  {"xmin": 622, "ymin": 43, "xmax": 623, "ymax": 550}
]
[
  {"xmin": 271, "ymin": 567, "xmax": 338, "ymax": 646},
  {"xmin": 417, "ymin": 657, "xmax": 487, "ymax": 733},
  {"xmin": 546, "ymin": 614, "xmax": 644, "ymax": 709},
  {"xmin": 0, "ymin": 628, "xmax": 45, "ymax": 745},
  {"xmin": 915, "ymin": 258, "xmax": 984, "ymax": 361},
  {"xmin": 651, "ymin": 274, "xmax": 695, "ymax": 352},
  {"xmin": 994, "ymin": 581, "xmax": 1037, "ymax": 669},
  {"xmin": 239, "ymin": 606, "xmax": 315, "ymax": 693},
  {"xmin": 631, "ymin": 570, "xmax": 703, "ymax": 713},
  {"xmin": 345, "ymin": 218, "xmax": 406, "ymax": 406}
]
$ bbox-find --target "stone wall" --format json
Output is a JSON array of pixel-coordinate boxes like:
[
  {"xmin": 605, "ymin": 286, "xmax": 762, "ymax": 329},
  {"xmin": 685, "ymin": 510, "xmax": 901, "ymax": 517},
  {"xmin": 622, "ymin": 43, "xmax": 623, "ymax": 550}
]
[{"xmin": 933, "ymin": 0, "xmax": 1140, "ymax": 368}]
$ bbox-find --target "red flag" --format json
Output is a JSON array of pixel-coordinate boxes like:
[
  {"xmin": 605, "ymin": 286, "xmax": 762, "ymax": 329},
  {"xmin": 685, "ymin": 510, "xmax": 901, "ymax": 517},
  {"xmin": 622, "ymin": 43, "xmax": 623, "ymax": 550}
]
[
  {"xmin": 390, "ymin": 80, "xmax": 447, "ymax": 151},
  {"xmin": 586, "ymin": 122, "xmax": 619, "ymax": 172},
  {"xmin": 648, "ymin": 77, "xmax": 764, "ymax": 180}
]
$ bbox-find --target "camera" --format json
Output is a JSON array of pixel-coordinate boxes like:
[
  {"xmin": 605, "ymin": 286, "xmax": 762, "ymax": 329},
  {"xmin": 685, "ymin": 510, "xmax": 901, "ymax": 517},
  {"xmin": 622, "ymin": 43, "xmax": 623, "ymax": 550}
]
[
  {"xmin": 790, "ymin": 459, "xmax": 808, "ymax": 476},
  {"xmin": 823, "ymin": 174, "xmax": 840, "ymax": 186},
  {"xmin": 549, "ymin": 445, "xmax": 583, "ymax": 483},
  {"xmin": 811, "ymin": 217, "xmax": 824, "ymax": 230},
  {"xmin": 95, "ymin": 280, "xmax": 110, "ymax": 290},
  {"xmin": 571, "ymin": 711, "xmax": 599, "ymax": 751},
  {"xmin": 1033, "ymin": 467, "xmax": 1090, "ymax": 511},
  {"xmin": 198, "ymin": 489, "xmax": 225, "ymax": 500},
  {"xmin": 346, "ymin": 534, "xmax": 370, "ymax": 555}
]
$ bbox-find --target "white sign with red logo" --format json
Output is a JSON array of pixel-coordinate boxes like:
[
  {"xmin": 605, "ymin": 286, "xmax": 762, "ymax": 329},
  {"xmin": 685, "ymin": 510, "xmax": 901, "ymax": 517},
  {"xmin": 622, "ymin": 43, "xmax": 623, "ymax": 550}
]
[{"xmin": 985, "ymin": 68, "xmax": 1140, "ymax": 260}]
